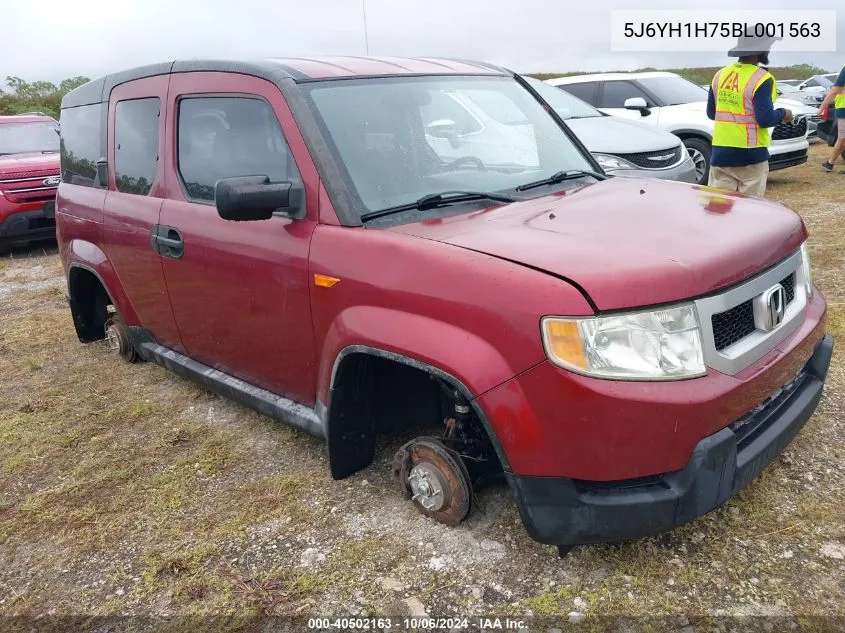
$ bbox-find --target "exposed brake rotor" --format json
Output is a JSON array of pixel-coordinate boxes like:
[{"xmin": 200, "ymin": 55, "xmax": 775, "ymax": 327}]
[
  {"xmin": 392, "ymin": 436, "xmax": 472, "ymax": 527},
  {"xmin": 104, "ymin": 316, "xmax": 138, "ymax": 363}
]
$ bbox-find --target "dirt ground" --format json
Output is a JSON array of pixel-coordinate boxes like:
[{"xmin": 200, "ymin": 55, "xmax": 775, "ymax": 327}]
[{"xmin": 1, "ymin": 144, "xmax": 843, "ymax": 632}]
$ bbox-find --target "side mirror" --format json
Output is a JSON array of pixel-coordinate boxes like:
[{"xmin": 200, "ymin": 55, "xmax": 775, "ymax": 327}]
[
  {"xmin": 215, "ymin": 175, "xmax": 304, "ymax": 222},
  {"xmin": 95, "ymin": 159, "xmax": 109, "ymax": 188},
  {"xmin": 427, "ymin": 119, "xmax": 461, "ymax": 148},
  {"xmin": 624, "ymin": 97, "xmax": 651, "ymax": 116}
]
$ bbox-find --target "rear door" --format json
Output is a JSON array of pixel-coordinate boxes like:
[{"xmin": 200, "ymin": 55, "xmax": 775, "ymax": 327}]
[
  {"xmin": 102, "ymin": 76, "xmax": 182, "ymax": 349},
  {"xmin": 158, "ymin": 72, "xmax": 319, "ymax": 404}
]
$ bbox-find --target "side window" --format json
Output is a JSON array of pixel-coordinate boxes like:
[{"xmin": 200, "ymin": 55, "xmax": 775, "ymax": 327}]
[
  {"xmin": 559, "ymin": 82, "xmax": 598, "ymax": 105},
  {"xmin": 177, "ymin": 97, "xmax": 300, "ymax": 203},
  {"xmin": 60, "ymin": 102, "xmax": 105, "ymax": 188},
  {"xmin": 114, "ymin": 98, "xmax": 160, "ymax": 196},
  {"xmin": 599, "ymin": 81, "xmax": 651, "ymax": 108}
]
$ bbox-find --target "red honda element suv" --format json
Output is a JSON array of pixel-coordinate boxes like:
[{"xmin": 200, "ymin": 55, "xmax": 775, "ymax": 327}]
[{"xmin": 56, "ymin": 58, "xmax": 832, "ymax": 552}]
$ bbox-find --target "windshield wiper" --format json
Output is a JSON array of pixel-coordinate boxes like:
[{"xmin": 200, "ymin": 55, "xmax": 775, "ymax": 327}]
[
  {"xmin": 360, "ymin": 190, "xmax": 518, "ymax": 223},
  {"xmin": 515, "ymin": 169, "xmax": 605, "ymax": 192}
]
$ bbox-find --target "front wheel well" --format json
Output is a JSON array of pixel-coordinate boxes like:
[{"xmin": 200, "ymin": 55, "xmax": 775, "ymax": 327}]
[
  {"xmin": 326, "ymin": 351, "xmax": 504, "ymax": 481},
  {"xmin": 67, "ymin": 266, "xmax": 113, "ymax": 342}
]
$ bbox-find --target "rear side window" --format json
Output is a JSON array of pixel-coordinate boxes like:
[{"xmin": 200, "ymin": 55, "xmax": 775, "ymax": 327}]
[
  {"xmin": 177, "ymin": 97, "xmax": 300, "ymax": 203},
  {"xmin": 114, "ymin": 98, "xmax": 160, "ymax": 196},
  {"xmin": 60, "ymin": 103, "xmax": 105, "ymax": 187},
  {"xmin": 559, "ymin": 82, "xmax": 598, "ymax": 105}
]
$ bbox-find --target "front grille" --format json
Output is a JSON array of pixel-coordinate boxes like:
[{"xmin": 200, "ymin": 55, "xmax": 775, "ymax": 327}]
[
  {"xmin": 769, "ymin": 149, "xmax": 808, "ymax": 166},
  {"xmin": 0, "ymin": 172, "xmax": 60, "ymax": 204},
  {"xmin": 614, "ymin": 145, "xmax": 683, "ymax": 169},
  {"xmin": 712, "ymin": 273, "xmax": 796, "ymax": 351},
  {"xmin": 781, "ymin": 273, "xmax": 795, "ymax": 304},
  {"xmin": 712, "ymin": 301, "xmax": 755, "ymax": 351},
  {"xmin": 772, "ymin": 117, "xmax": 807, "ymax": 140}
]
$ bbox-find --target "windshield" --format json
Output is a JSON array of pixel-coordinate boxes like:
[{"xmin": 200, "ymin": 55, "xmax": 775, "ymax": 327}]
[
  {"xmin": 0, "ymin": 121, "xmax": 59, "ymax": 155},
  {"xmin": 524, "ymin": 77, "xmax": 601, "ymax": 119},
  {"xmin": 815, "ymin": 76, "xmax": 833, "ymax": 88},
  {"xmin": 778, "ymin": 83, "xmax": 799, "ymax": 93},
  {"xmin": 638, "ymin": 76, "xmax": 708, "ymax": 106},
  {"xmin": 306, "ymin": 75, "xmax": 593, "ymax": 217}
]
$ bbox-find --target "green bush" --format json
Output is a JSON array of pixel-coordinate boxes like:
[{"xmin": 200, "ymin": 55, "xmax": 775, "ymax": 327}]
[{"xmin": 0, "ymin": 76, "xmax": 90, "ymax": 120}]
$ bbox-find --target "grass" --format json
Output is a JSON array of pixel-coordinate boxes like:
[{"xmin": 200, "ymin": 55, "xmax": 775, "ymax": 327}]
[{"xmin": 0, "ymin": 144, "xmax": 843, "ymax": 623}]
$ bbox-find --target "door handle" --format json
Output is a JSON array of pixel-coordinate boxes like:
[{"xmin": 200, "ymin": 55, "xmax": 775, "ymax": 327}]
[{"xmin": 151, "ymin": 225, "xmax": 184, "ymax": 259}]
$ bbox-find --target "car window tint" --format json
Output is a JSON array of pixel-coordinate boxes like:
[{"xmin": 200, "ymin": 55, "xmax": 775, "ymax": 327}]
[
  {"xmin": 558, "ymin": 82, "xmax": 598, "ymax": 105},
  {"xmin": 114, "ymin": 98, "xmax": 160, "ymax": 196},
  {"xmin": 599, "ymin": 81, "xmax": 650, "ymax": 108},
  {"xmin": 60, "ymin": 103, "xmax": 105, "ymax": 188},
  {"xmin": 177, "ymin": 97, "xmax": 300, "ymax": 203}
]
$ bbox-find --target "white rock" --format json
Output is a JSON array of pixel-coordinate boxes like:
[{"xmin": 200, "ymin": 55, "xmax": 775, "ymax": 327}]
[
  {"xmin": 299, "ymin": 547, "xmax": 326, "ymax": 567},
  {"xmin": 471, "ymin": 586, "xmax": 484, "ymax": 600},
  {"xmin": 667, "ymin": 578, "xmax": 675, "ymax": 586},
  {"xmin": 428, "ymin": 556, "xmax": 447, "ymax": 572},
  {"xmin": 572, "ymin": 597, "xmax": 587, "ymax": 611},
  {"xmin": 377, "ymin": 577, "xmax": 404, "ymax": 592},
  {"xmin": 820, "ymin": 542, "xmax": 845, "ymax": 560},
  {"xmin": 567, "ymin": 611, "xmax": 586, "ymax": 624},
  {"xmin": 115, "ymin": 587, "xmax": 125, "ymax": 596},
  {"xmin": 404, "ymin": 597, "xmax": 428, "ymax": 617},
  {"xmin": 780, "ymin": 550, "xmax": 794, "ymax": 559}
]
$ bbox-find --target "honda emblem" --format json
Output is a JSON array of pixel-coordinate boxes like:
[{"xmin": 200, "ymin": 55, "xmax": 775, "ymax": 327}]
[{"xmin": 762, "ymin": 285, "xmax": 786, "ymax": 331}]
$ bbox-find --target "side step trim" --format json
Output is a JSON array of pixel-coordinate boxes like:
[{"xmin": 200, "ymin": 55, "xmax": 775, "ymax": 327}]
[{"xmin": 132, "ymin": 332, "xmax": 324, "ymax": 438}]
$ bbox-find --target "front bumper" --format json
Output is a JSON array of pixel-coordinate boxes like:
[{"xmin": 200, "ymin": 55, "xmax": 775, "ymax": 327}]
[
  {"xmin": 0, "ymin": 204, "xmax": 56, "ymax": 248},
  {"xmin": 507, "ymin": 334, "xmax": 833, "ymax": 545},
  {"xmin": 768, "ymin": 136, "xmax": 809, "ymax": 171},
  {"xmin": 607, "ymin": 156, "xmax": 697, "ymax": 183}
]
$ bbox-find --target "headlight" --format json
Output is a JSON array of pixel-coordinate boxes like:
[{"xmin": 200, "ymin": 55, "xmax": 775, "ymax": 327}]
[
  {"xmin": 541, "ymin": 304, "xmax": 706, "ymax": 380},
  {"xmin": 592, "ymin": 153, "xmax": 636, "ymax": 171},
  {"xmin": 801, "ymin": 241, "xmax": 813, "ymax": 298}
]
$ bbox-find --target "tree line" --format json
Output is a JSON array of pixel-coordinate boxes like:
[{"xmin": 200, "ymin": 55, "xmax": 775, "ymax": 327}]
[{"xmin": 0, "ymin": 76, "xmax": 90, "ymax": 120}]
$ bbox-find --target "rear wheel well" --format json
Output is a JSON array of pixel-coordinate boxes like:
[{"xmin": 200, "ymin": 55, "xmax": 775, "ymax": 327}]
[
  {"xmin": 326, "ymin": 352, "xmax": 504, "ymax": 481},
  {"xmin": 67, "ymin": 266, "xmax": 113, "ymax": 342}
]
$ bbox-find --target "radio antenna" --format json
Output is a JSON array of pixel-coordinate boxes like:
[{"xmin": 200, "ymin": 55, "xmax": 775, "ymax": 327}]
[{"xmin": 362, "ymin": 0, "xmax": 370, "ymax": 55}]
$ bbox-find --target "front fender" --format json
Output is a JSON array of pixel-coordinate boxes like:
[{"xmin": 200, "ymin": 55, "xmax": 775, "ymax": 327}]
[
  {"xmin": 317, "ymin": 306, "xmax": 538, "ymax": 408},
  {"xmin": 66, "ymin": 239, "xmax": 140, "ymax": 326}
]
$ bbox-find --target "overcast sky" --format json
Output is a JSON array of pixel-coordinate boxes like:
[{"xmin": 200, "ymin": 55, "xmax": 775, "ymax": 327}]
[{"xmin": 1, "ymin": 0, "xmax": 842, "ymax": 85}]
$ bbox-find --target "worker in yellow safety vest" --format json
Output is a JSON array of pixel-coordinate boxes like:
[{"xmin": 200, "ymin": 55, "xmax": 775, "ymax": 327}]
[
  {"xmin": 706, "ymin": 33, "xmax": 793, "ymax": 196},
  {"xmin": 818, "ymin": 64, "xmax": 845, "ymax": 173}
]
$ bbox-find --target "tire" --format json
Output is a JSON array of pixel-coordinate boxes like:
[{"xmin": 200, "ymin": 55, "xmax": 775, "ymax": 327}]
[{"xmin": 682, "ymin": 137, "xmax": 712, "ymax": 185}]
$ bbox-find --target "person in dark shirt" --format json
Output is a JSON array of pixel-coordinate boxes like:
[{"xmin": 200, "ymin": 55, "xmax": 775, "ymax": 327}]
[
  {"xmin": 819, "ymin": 65, "xmax": 845, "ymax": 173},
  {"xmin": 706, "ymin": 35, "xmax": 792, "ymax": 196}
]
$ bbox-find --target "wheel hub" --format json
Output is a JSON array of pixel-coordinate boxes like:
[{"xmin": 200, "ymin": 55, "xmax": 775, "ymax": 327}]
[{"xmin": 408, "ymin": 463, "xmax": 447, "ymax": 511}]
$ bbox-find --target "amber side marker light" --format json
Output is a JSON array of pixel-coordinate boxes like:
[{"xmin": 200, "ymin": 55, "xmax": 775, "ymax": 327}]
[
  {"xmin": 542, "ymin": 319, "xmax": 588, "ymax": 371},
  {"xmin": 314, "ymin": 274, "xmax": 341, "ymax": 288}
]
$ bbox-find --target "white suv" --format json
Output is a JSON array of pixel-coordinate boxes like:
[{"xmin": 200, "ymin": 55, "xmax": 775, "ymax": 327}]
[{"xmin": 547, "ymin": 71, "xmax": 809, "ymax": 184}]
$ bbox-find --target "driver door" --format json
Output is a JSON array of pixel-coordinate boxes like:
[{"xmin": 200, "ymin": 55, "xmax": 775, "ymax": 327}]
[{"xmin": 158, "ymin": 72, "xmax": 320, "ymax": 405}]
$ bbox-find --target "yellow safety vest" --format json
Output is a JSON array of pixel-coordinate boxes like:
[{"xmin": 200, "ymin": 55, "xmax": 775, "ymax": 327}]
[
  {"xmin": 836, "ymin": 68, "xmax": 845, "ymax": 109},
  {"xmin": 711, "ymin": 63, "xmax": 777, "ymax": 149}
]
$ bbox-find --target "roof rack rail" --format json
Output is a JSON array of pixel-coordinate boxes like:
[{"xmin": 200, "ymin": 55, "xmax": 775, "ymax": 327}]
[{"xmin": 16, "ymin": 111, "xmax": 51, "ymax": 117}]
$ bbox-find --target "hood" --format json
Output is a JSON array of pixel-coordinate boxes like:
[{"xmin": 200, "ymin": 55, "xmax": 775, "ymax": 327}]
[
  {"xmin": 386, "ymin": 178, "xmax": 805, "ymax": 311},
  {"xmin": 0, "ymin": 152, "xmax": 60, "ymax": 176},
  {"xmin": 774, "ymin": 98, "xmax": 816, "ymax": 114},
  {"xmin": 566, "ymin": 116, "xmax": 682, "ymax": 154}
]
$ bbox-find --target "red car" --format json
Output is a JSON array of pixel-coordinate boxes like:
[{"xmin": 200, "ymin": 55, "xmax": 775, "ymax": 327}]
[
  {"xmin": 0, "ymin": 113, "xmax": 61, "ymax": 254},
  {"xmin": 56, "ymin": 58, "xmax": 832, "ymax": 552}
]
